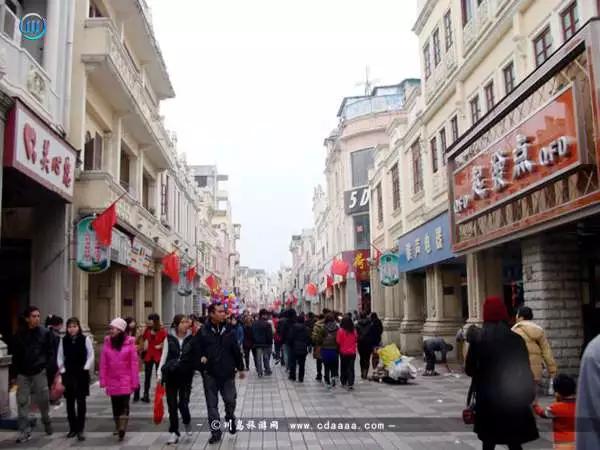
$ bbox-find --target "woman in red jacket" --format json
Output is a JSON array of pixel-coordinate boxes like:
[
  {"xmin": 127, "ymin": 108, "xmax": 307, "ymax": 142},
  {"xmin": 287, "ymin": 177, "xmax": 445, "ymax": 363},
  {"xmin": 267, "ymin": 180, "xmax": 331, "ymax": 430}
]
[
  {"xmin": 336, "ymin": 316, "xmax": 358, "ymax": 390},
  {"xmin": 140, "ymin": 313, "xmax": 166, "ymax": 403}
]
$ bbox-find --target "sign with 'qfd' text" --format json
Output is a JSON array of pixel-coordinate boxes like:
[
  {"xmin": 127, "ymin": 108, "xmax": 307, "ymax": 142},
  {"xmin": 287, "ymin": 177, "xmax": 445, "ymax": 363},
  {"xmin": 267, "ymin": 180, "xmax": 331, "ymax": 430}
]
[
  {"xmin": 452, "ymin": 85, "xmax": 583, "ymax": 224},
  {"xmin": 344, "ymin": 186, "xmax": 369, "ymax": 214},
  {"xmin": 3, "ymin": 101, "xmax": 76, "ymax": 201}
]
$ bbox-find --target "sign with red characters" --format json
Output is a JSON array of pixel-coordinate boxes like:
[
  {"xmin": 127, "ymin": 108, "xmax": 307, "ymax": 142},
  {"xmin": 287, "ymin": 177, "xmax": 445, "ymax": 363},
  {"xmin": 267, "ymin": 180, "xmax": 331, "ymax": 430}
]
[{"xmin": 4, "ymin": 100, "xmax": 76, "ymax": 201}]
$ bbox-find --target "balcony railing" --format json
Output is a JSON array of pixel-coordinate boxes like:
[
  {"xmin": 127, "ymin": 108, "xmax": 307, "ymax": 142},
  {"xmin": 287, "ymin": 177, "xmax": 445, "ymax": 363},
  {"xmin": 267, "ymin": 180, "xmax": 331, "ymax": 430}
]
[{"xmin": 340, "ymin": 94, "xmax": 405, "ymax": 121}]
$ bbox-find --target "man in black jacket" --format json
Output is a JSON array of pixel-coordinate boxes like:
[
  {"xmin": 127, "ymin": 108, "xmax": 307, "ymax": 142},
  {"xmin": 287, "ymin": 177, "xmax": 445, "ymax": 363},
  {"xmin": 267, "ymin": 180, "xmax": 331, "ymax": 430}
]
[
  {"xmin": 252, "ymin": 309, "xmax": 273, "ymax": 377},
  {"xmin": 12, "ymin": 306, "xmax": 54, "ymax": 443},
  {"xmin": 195, "ymin": 303, "xmax": 244, "ymax": 445}
]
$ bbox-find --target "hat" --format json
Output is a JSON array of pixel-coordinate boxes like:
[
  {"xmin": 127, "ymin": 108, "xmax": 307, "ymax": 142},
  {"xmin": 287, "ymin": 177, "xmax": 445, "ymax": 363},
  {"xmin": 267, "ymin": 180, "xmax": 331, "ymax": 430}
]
[
  {"xmin": 483, "ymin": 296, "xmax": 509, "ymax": 323},
  {"xmin": 110, "ymin": 317, "xmax": 127, "ymax": 332}
]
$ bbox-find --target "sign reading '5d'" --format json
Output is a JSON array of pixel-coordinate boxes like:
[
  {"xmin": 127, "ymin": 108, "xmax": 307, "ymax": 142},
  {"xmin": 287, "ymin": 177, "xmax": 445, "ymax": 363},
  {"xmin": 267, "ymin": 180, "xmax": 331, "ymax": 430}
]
[{"xmin": 344, "ymin": 186, "xmax": 369, "ymax": 215}]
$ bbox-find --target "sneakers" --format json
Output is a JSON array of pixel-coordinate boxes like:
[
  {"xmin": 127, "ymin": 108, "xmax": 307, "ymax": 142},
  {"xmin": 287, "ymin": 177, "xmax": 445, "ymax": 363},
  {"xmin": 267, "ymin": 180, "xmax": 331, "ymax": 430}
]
[
  {"xmin": 208, "ymin": 432, "xmax": 222, "ymax": 444},
  {"xmin": 184, "ymin": 422, "xmax": 193, "ymax": 436},
  {"xmin": 44, "ymin": 422, "xmax": 53, "ymax": 436},
  {"xmin": 15, "ymin": 431, "xmax": 31, "ymax": 444},
  {"xmin": 167, "ymin": 432, "xmax": 179, "ymax": 444}
]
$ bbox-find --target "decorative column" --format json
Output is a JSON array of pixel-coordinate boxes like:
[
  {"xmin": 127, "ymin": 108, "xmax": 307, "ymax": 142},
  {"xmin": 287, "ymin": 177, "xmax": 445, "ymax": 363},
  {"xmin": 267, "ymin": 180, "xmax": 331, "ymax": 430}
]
[
  {"xmin": 111, "ymin": 269, "xmax": 122, "ymax": 319},
  {"xmin": 72, "ymin": 268, "xmax": 90, "ymax": 331},
  {"xmin": 400, "ymin": 273, "xmax": 425, "ymax": 354},
  {"xmin": 370, "ymin": 266, "xmax": 385, "ymax": 317},
  {"xmin": 382, "ymin": 279, "xmax": 403, "ymax": 346},
  {"xmin": 153, "ymin": 270, "xmax": 162, "ymax": 318},
  {"xmin": 43, "ymin": 0, "xmax": 61, "ymax": 89},
  {"xmin": 466, "ymin": 249, "xmax": 503, "ymax": 326},
  {"xmin": 135, "ymin": 275, "xmax": 146, "ymax": 325}
]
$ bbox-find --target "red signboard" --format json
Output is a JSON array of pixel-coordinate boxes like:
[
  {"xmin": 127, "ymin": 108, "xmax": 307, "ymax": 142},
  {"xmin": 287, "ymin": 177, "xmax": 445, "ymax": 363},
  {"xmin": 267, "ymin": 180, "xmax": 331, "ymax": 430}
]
[
  {"xmin": 341, "ymin": 249, "xmax": 370, "ymax": 281},
  {"xmin": 452, "ymin": 86, "xmax": 583, "ymax": 224}
]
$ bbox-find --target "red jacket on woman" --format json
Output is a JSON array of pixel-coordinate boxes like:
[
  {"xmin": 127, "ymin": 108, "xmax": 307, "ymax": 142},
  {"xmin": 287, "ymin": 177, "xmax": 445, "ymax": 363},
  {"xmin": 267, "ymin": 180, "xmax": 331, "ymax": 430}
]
[{"xmin": 142, "ymin": 327, "xmax": 167, "ymax": 363}]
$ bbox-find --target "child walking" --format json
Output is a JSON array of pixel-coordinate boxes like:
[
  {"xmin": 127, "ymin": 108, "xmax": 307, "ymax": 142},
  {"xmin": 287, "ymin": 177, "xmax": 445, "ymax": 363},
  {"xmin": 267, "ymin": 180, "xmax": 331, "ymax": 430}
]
[
  {"xmin": 534, "ymin": 374, "xmax": 576, "ymax": 450},
  {"xmin": 57, "ymin": 317, "xmax": 94, "ymax": 441}
]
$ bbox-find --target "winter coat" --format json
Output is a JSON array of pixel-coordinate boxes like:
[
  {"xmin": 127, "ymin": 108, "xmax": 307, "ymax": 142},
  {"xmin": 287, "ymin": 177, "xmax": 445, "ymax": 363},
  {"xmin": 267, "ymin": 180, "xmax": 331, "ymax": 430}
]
[
  {"xmin": 158, "ymin": 330, "xmax": 195, "ymax": 385},
  {"xmin": 99, "ymin": 335, "xmax": 140, "ymax": 396},
  {"xmin": 11, "ymin": 326, "xmax": 54, "ymax": 377},
  {"xmin": 288, "ymin": 323, "xmax": 311, "ymax": 356},
  {"xmin": 311, "ymin": 319, "xmax": 325, "ymax": 359},
  {"xmin": 371, "ymin": 318, "xmax": 383, "ymax": 346},
  {"xmin": 194, "ymin": 322, "xmax": 244, "ymax": 379},
  {"xmin": 511, "ymin": 320, "xmax": 557, "ymax": 382},
  {"xmin": 252, "ymin": 319, "xmax": 273, "ymax": 348},
  {"xmin": 142, "ymin": 327, "xmax": 167, "ymax": 363},
  {"xmin": 242, "ymin": 324, "xmax": 254, "ymax": 350},
  {"xmin": 233, "ymin": 324, "xmax": 244, "ymax": 347},
  {"xmin": 576, "ymin": 334, "xmax": 600, "ymax": 450},
  {"xmin": 58, "ymin": 334, "xmax": 94, "ymax": 398},
  {"xmin": 321, "ymin": 322, "xmax": 339, "ymax": 350},
  {"xmin": 465, "ymin": 322, "xmax": 538, "ymax": 445},
  {"xmin": 356, "ymin": 318, "xmax": 373, "ymax": 351},
  {"xmin": 336, "ymin": 329, "xmax": 358, "ymax": 356}
]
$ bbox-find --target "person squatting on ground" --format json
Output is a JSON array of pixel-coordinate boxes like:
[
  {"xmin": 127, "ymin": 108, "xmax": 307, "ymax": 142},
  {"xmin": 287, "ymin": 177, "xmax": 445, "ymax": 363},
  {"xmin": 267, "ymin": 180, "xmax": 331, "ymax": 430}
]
[
  {"xmin": 99, "ymin": 317, "xmax": 140, "ymax": 441},
  {"xmin": 12, "ymin": 306, "xmax": 55, "ymax": 443},
  {"xmin": 157, "ymin": 314, "xmax": 195, "ymax": 445},
  {"xmin": 423, "ymin": 337, "xmax": 454, "ymax": 376},
  {"xmin": 194, "ymin": 303, "xmax": 245, "ymax": 445},
  {"xmin": 57, "ymin": 317, "xmax": 94, "ymax": 441},
  {"xmin": 141, "ymin": 313, "xmax": 166, "ymax": 403}
]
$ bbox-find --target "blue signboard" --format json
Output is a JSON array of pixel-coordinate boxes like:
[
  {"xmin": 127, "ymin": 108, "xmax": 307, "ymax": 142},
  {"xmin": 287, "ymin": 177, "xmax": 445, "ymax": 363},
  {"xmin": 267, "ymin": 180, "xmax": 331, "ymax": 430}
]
[{"xmin": 396, "ymin": 212, "xmax": 455, "ymax": 272}]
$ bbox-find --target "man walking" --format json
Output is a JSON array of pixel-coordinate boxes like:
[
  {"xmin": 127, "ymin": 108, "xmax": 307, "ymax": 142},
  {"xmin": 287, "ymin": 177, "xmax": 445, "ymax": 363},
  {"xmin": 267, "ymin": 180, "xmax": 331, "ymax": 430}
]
[
  {"xmin": 195, "ymin": 303, "xmax": 245, "ymax": 445},
  {"xmin": 252, "ymin": 309, "xmax": 273, "ymax": 377},
  {"xmin": 12, "ymin": 306, "xmax": 55, "ymax": 443},
  {"xmin": 311, "ymin": 309, "xmax": 330, "ymax": 382}
]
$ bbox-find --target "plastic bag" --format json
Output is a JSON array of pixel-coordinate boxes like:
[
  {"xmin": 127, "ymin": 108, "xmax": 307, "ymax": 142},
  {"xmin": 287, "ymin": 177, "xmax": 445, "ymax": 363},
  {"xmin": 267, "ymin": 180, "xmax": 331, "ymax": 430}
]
[
  {"xmin": 49, "ymin": 374, "xmax": 64, "ymax": 402},
  {"xmin": 378, "ymin": 343, "xmax": 401, "ymax": 368},
  {"xmin": 388, "ymin": 356, "xmax": 417, "ymax": 380},
  {"xmin": 547, "ymin": 377, "xmax": 555, "ymax": 396},
  {"xmin": 153, "ymin": 383, "xmax": 165, "ymax": 425}
]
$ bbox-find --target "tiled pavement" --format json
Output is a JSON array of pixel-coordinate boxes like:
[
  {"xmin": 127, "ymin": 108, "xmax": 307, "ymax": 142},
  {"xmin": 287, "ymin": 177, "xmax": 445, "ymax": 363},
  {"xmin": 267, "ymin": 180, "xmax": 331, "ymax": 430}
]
[{"xmin": 0, "ymin": 356, "xmax": 554, "ymax": 449}]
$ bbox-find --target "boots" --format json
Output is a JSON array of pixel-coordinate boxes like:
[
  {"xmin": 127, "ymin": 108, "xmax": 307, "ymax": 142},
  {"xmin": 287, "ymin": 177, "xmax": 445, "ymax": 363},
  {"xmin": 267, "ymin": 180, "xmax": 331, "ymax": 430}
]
[
  {"xmin": 112, "ymin": 417, "xmax": 119, "ymax": 436},
  {"xmin": 361, "ymin": 368, "xmax": 368, "ymax": 380},
  {"xmin": 117, "ymin": 416, "xmax": 129, "ymax": 441}
]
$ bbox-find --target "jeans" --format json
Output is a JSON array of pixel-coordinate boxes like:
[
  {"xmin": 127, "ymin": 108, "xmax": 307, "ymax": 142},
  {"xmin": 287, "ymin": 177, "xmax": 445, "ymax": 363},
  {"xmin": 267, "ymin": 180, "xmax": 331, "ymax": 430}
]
[
  {"xmin": 322, "ymin": 350, "xmax": 339, "ymax": 385},
  {"xmin": 144, "ymin": 360, "xmax": 159, "ymax": 397},
  {"xmin": 255, "ymin": 347, "xmax": 272, "ymax": 375},
  {"xmin": 166, "ymin": 381, "xmax": 191, "ymax": 435},
  {"xmin": 290, "ymin": 353, "xmax": 307, "ymax": 381},
  {"xmin": 66, "ymin": 394, "xmax": 86, "ymax": 433},
  {"xmin": 340, "ymin": 354, "xmax": 356, "ymax": 386},
  {"xmin": 17, "ymin": 371, "xmax": 50, "ymax": 432},
  {"xmin": 482, "ymin": 443, "xmax": 522, "ymax": 450},
  {"xmin": 203, "ymin": 374, "xmax": 237, "ymax": 436}
]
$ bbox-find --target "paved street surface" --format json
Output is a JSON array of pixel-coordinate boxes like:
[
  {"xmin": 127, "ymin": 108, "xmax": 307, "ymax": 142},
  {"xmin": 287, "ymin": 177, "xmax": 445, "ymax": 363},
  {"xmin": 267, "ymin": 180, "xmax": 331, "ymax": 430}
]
[{"xmin": 0, "ymin": 356, "xmax": 554, "ymax": 450}]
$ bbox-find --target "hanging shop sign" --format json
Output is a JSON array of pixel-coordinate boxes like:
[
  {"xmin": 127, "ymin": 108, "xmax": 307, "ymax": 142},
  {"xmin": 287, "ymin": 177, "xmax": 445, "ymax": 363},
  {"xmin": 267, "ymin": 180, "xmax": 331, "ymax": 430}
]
[
  {"xmin": 110, "ymin": 228, "xmax": 130, "ymax": 266},
  {"xmin": 177, "ymin": 260, "xmax": 193, "ymax": 296},
  {"xmin": 344, "ymin": 186, "xmax": 369, "ymax": 215},
  {"xmin": 128, "ymin": 238, "xmax": 154, "ymax": 276},
  {"xmin": 338, "ymin": 249, "xmax": 370, "ymax": 281},
  {"xmin": 4, "ymin": 100, "xmax": 76, "ymax": 201},
  {"xmin": 397, "ymin": 212, "xmax": 455, "ymax": 272},
  {"xmin": 379, "ymin": 253, "xmax": 400, "ymax": 287},
  {"xmin": 76, "ymin": 216, "xmax": 110, "ymax": 273},
  {"xmin": 452, "ymin": 85, "xmax": 584, "ymax": 225}
]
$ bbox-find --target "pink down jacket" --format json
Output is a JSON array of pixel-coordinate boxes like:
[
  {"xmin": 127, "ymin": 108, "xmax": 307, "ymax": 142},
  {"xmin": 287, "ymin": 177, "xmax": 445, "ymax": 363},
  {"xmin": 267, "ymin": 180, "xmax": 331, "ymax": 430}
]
[{"xmin": 99, "ymin": 335, "xmax": 139, "ymax": 396}]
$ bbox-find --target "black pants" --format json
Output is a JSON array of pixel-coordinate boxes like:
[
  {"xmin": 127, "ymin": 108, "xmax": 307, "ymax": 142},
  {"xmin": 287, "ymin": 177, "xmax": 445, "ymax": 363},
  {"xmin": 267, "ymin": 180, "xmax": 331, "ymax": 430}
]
[
  {"xmin": 110, "ymin": 394, "xmax": 130, "ymax": 431},
  {"xmin": 144, "ymin": 360, "xmax": 158, "ymax": 397},
  {"xmin": 482, "ymin": 443, "xmax": 522, "ymax": 450},
  {"xmin": 424, "ymin": 346, "xmax": 436, "ymax": 371},
  {"xmin": 340, "ymin": 354, "xmax": 356, "ymax": 386},
  {"xmin": 323, "ymin": 355, "xmax": 339, "ymax": 385},
  {"xmin": 203, "ymin": 374, "xmax": 236, "ymax": 436},
  {"xmin": 66, "ymin": 394, "xmax": 86, "ymax": 433},
  {"xmin": 358, "ymin": 346, "xmax": 372, "ymax": 378},
  {"xmin": 166, "ymin": 381, "xmax": 191, "ymax": 435},
  {"xmin": 290, "ymin": 353, "xmax": 307, "ymax": 381},
  {"xmin": 243, "ymin": 348, "xmax": 255, "ymax": 371},
  {"xmin": 315, "ymin": 358, "xmax": 322, "ymax": 378}
]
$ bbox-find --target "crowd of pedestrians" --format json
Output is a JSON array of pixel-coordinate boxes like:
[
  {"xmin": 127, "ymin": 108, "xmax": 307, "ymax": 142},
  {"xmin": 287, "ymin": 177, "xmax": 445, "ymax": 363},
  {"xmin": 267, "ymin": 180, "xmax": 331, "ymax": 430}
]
[{"xmin": 7, "ymin": 300, "xmax": 600, "ymax": 449}]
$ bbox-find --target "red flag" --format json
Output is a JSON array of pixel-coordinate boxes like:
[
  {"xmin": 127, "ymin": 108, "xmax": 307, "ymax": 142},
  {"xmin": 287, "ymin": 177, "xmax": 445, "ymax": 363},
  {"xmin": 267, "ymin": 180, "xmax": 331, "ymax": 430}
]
[
  {"xmin": 92, "ymin": 203, "xmax": 117, "ymax": 246},
  {"xmin": 306, "ymin": 283, "xmax": 318, "ymax": 297},
  {"xmin": 326, "ymin": 275, "xmax": 334, "ymax": 288},
  {"xmin": 186, "ymin": 266, "xmax": 197, "ymax": 283},
  {"xmin": 162, "ymin": 253, "xmax": 180, "ymax": 283},
  {"xmin": 331, "ymin": 258, "xmax": 349, "ymax": 276},
  {"xmin": 205, "ymin": 274, "xmax": 218, "ymax": 292}
]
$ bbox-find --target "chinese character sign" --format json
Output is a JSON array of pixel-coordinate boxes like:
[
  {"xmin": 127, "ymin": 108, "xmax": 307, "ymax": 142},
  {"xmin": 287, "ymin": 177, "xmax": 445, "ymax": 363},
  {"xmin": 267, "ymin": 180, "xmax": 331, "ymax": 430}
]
[
  {"xmin": 5, "ymin": 101, "xmax": 76, "ymax": 201},
  {"xmin": 451, "ymin": 87, "xmax": 581, "ymax": 224},
  {"xmin": 379, "ymin": 253, "xmax": 400, "ymax": 287},
  {"xmin": 76, "ymin": 217, "xmax": 110, "ymax": 273}
]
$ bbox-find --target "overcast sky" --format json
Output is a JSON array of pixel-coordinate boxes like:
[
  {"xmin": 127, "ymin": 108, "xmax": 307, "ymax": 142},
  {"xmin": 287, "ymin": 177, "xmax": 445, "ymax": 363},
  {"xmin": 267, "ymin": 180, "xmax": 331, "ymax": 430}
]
[{"xmin": 148, "ymin": 0, "xmax": 420, "ymax": 273}]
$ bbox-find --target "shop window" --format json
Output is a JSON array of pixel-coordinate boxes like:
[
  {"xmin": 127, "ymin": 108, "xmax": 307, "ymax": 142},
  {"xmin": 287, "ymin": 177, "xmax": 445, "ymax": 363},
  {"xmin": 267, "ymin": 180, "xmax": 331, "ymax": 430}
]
[
  {"xmin": 484, "ymin": 80, "xmax": 495, "ymax": 111},
  {"xmin": 423, "ymin": 42, "xmax": 431, "ymax": 79},
  {"xmin": 444, "ymin": 10, "xmax": 453, "ymax": 50},
  {"xmin": 432, "ymin": 28, "xmax": 441, "ymax": 67},
  {"xmin": 430, "ymin": 136, "xmax": 439, "ymax": 174},
  {"xmin": 89, "ymin": 0, "xmax": 104, "ymax": 18},
  {"xmin": 470, "ymin": 95, "xmax": 481, "ymax": 125},
  {"xmin": 350, "ymin": 148, "xmax": 375, "ymax": 187},
  {"xmin": 533, "ymin": 26, "xmax": 553, "ymax": 67},
  {"xmin": 450, "ymin": 115, "xmax": 459, "ymax": 142},
  {"xmin": 503, "ymin": 62, "xmax": 515, "ymax": 94},
  {"xmin": 83, "ymin": 131, "xmax": 102, "ymax": 171},
  {"xmin": 376, "ymin": 183, "xmax": 383, "ymax": 224},
  {"xmin": 561, "ymin": 2, "xmax": 579, "ymax": 41},
  {"xmin": 353, "ymin": 214, "xmax": 370, "ymax": 249},
  {"xmin": 391, "ymin": 163, "xmax": 400, "ymax": 211},
  {"xmin": 439, "ymin": 128, "xmax": 447, "ymax": 166},
  {"xmin": 411, "ymin": 139, "xmax": 423, "ymax": 194},
  {"xmin": 461, "ymin": 0, "xmax": 474, "ymax": 26}
]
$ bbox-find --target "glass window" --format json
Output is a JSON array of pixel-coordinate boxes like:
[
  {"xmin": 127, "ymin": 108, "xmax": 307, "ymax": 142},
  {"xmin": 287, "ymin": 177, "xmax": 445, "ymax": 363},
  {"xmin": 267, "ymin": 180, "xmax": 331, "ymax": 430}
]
[
  {"xmin": 350, "ymin": 148, "xmax": 375, "ymax": 187},
  {"xmin": 391, "ymin": 163, "xmax": 400, "ymax": 210},
  {"xmin": 433, "ymin": 28, "xmax": 441, "ymax": 66},
  {"xmin": 423, "ymin": 42, "xmax": 431, "ymax": 79},
  {"xmin": 84, "ymin": 132, "xmax": 102, "ymax": 171},
  {"xmin": 430, "ymin": 137, "xmax": 439, "ymax": 173},
  {"xmin": 461, "ymin": 0, "xmax": 473, "ymax": 26},
  {"xmin": 561, "ymin": 2, "xmax": 579, "ymax": 41},
  {"xmin": 534, "ymin": 26, "xmax": 553, "ymax": 67},
  {"xmin": 353, "ymin": 214, "xmax": 370, "ymax": 249},
  {"xmin": 503, "ymin": 62, "xmax": 515, "ymax": 94},
  {"xmin": 451, "ymin": 115, "xmax": 459, "ymax": 142},
  {"xmin": 439, "ymin": 128, "xmax": 447, "ymax": 166},
  {"xmin": 470, "ymin": 95, "xmax": 481, "ymax": 124},
  {"xmin": 444, "ymin": 10, "xmax": 453, "ymax": 50},
  {"xmin": 411, "ymin": 139, "xmax": 423, "ymax": 194},
  {"xmin": 484, "ymin": 81, "xmax": 495, "ymax": 111},
  {"xmin": 376, "ymin": 183, "xmax": 383, "ymax": 224}
]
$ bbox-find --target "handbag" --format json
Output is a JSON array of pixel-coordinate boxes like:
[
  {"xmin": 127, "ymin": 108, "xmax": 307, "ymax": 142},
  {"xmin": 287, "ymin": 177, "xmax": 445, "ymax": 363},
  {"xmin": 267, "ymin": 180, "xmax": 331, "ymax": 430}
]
[
  {"xmin": 49, "ymin": 373, "xmax": 64, "ymax": 402},
  {"xmin": 153, "ymin": 383, "xmax": 165, "ymax": 425}
]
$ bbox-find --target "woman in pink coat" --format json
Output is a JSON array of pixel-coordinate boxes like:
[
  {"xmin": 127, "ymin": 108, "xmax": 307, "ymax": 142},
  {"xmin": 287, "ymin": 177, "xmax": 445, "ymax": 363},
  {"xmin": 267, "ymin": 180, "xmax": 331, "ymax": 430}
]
[{"xmin": 99, "ymin": 317, "xmax": 139, "ymax": 441}]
